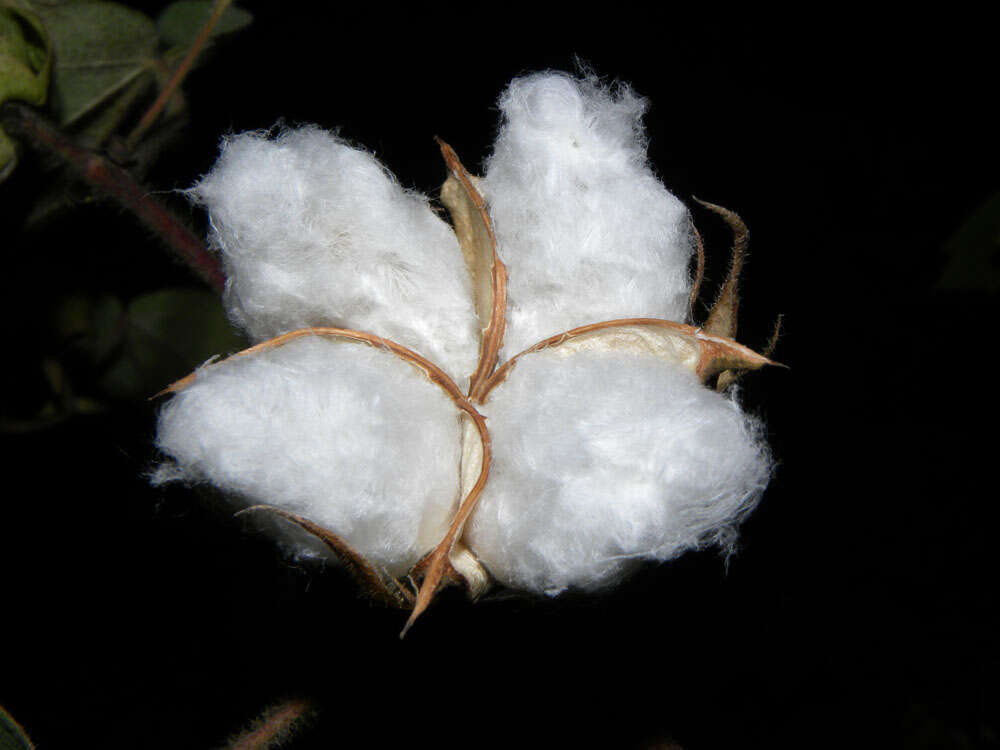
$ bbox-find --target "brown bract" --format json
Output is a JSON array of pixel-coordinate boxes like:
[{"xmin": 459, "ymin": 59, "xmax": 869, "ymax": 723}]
[{"xmin": 158, "ymin": 141, "xmax": 780, "ymax": 636}]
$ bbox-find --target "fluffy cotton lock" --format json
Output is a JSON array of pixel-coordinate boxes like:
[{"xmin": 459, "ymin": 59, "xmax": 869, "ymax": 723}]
[
  {"xmin": 153, "ymin": 336, "xmax": 463, "ymax": 576},
  {"xmin": 154, "ymin": 71, "xmax": 774, "ymax": 605},
  {"xmin": 481, "ymin": 72, "xmax": 694, "ymax": 358},
  {"xmin": 466, "ymin": 348, "xmax": 772, "ymax": 594},
  {"xmin": 190, "ymin": 126, "xmax": 479, "ymax": 384}
]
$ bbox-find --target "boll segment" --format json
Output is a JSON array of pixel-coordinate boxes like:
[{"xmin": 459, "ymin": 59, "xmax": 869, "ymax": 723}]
[
  {"xmin": 481, "ymin": 73, "xmax": 694, "ymax": 358},
  {"xmin": 152, "ymin": 71, "xmax": 778, "ymax": 634}
]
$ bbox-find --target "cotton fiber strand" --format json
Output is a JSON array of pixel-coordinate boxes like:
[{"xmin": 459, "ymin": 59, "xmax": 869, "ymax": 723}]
[
  {"xmin": 153, "ymin": 336, "xmax": 463, "ymax": 576},
  {"xmin": 465, "ymin": 348, "xmax": 772, "ymax": 594},
  {"xmin": 190, "ymin": 127, "xmax": 479, "ymax": 384},
  {"xmin": 481, "ymin": 73, "xmax": 695, "ymax": 358}
]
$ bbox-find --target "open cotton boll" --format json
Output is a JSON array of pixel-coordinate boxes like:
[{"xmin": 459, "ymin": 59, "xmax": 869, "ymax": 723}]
[
  {"xmin": 190, "ymin": 127, "xmax": 479, "ymax": 384},
  {"xmin": 481, "ymin": 73, "xmax": 695, "ymax": 359},
  {"xmin": 465, "ymin": 349, "xmax": 772, "ymax": 595},
  {"xmin": 153, "ymin": 336, "xmax": 463, "ymax": 576}
]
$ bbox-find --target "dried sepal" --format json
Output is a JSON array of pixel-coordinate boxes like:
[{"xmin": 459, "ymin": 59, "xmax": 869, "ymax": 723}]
[
  {"xmin": 716, "ymin": 314, "xmax": 785, "ymax": 391},
  {"xmin": 452, "ymin": 414, "xmax": 493, "ymax": 599},
  {"xmin": 448, "ymin": 540, "xmax": 492, "ymax": 599},
  {"xmin": 437, "ymin": 138, "xmax": 509, "ymax": 401},
  {"xmin": 481, "ymin": 318, "xmax": 777, "ymax": 402},
  {"xmin": 688, "ymin": 217, "xmax": 707, "ymax": 323},
  {"xmin": 401, "ymin": 405, "xmax": 492, "ymax": 637},
  {"xmin": 695, "ymin": 198, "xmax": 747, "ymax": 341},
  {"xmin": 236, "ymin": 505, "xmax": 414, "ymax": 608},
  {"xmin": 160, "ymin": 326, "xmax": 472, "ymax": 405},
  {"xmin": 762, "ymin": 314, "xmax": 783, "ymax": 359},
  {"xmin": 692, "ymin": 198, "xmax": 762, "ymax": 392},
  {"xmin": 395, "ymin": 413, "xmax": 494, "ymax": 630}
]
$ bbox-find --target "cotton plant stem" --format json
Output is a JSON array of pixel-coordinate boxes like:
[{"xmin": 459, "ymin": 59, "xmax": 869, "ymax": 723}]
[
  {"xmin": 1, "ymin": 103, "xmax": 226, "ymax": 293},
  {"xmin": 125, "ymin": 0, "xmax": 234, "ymax": 150}
]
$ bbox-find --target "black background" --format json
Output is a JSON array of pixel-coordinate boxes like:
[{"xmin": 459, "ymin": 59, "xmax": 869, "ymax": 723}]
[{"xmin": 2, "ymin": 5, "xmax": 996, "ymax": 748}]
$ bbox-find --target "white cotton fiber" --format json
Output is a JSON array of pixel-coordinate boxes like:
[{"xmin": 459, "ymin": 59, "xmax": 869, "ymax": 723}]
[
  {"xmin": 153, "ymin": 336, "xmax": 463, "ymax": 576},
  {"xmin": 190, "ymin": 127, "xmax": 479, "ymax": 384},
  {"xmin": 465, "ymin": 349, "xmax": 772, "ymax": 594},
  {"xmin": 481, "ymin": 73, "xmax": 695, "ymax": 358}
]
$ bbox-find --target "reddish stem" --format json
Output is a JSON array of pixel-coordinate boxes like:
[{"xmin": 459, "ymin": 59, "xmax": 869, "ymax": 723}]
[{"xmin": 2, "ymin": 103, "xmax": 225, "ymax": 293}]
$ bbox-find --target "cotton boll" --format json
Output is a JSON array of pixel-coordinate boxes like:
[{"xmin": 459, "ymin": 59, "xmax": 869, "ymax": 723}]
[
  {"xmin": 153, "ymin": 336, "xmax": 463, "ymax": 576},
  {"xmin": 190, "ymin": 127, "xmax": 479, "ymax": 384},
  {"xmin": 465, "ymin": 348, "xmax": 771, "ymax": 594},
  {"xmin": 481, "ymin": 73, "xmax": 695, "ymax": 358}
]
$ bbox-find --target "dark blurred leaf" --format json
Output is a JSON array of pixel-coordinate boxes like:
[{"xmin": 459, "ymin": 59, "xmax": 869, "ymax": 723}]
[
  {"xmin": 90, "ymin": 293, "xmax": 126, "ymax": 361},
  {"xmin": 53, "ymin": 292, "xmax": 126, "ymax": 360},
  {"xmin": 99, "ymin": 288, "xmax": 245, "ymax": 400},
  {"xmin": 0, "ymin": 4, "xmax": 50, "ymax": 180},
  {"xmin": 0, "ymin": 704, "xmax": 33, "ymax": 750},
  {"xmin": 31, "ymin": 0, "xmax": 158, "ymax": 128},
  {"xmin": 938, "ymin": 190, "xmax": 1000, "ymax": 294},
  {"xmin": 51, "ymin": 292, "xmax": 93, "ymax": 339},
  {"xmin": 157, "ymin": 0, "xmax": 251, "ymax": 50}
]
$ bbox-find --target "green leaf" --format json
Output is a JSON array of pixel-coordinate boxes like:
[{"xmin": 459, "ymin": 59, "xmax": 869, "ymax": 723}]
[
  {"xmin": 0, "ymin": 7, "xmax": 49, "ymax": 104},
  {"xmin": 0, "ymin": 704, "xmax": 34, "ymax": 750},
  {"xmin": 157, "ymin": 0, "xmax": 251, "ymax": 49},
  {"xmin": 99, "ymin": 288, "xmax": 245, "ymax": 400},
  {"xmin": 0, "ymin": 4, "xmax": 51, "ymax": 180},
  {"xmin": 31, "ymin": 1, "xmax": 158, "ymax": 128},
  {"xmin": 938, "ymin": 190, "xmax": 1000, "ymax": 294}
]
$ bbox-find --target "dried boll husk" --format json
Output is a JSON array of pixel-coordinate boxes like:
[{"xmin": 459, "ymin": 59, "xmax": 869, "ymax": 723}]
[{"xmin": 153, "ymin": 72, "xmax": 780, "ymax": 636}]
